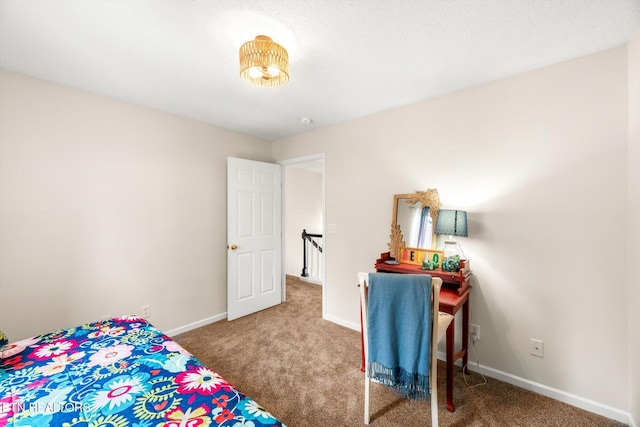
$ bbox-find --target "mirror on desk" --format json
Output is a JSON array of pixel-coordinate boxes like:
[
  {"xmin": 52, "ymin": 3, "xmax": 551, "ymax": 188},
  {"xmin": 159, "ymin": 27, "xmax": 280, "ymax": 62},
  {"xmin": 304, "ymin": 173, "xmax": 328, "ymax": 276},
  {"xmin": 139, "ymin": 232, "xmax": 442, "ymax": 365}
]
[{"xmin": 388, "ymin": 188, "xmax": 440, "ymax": 259}]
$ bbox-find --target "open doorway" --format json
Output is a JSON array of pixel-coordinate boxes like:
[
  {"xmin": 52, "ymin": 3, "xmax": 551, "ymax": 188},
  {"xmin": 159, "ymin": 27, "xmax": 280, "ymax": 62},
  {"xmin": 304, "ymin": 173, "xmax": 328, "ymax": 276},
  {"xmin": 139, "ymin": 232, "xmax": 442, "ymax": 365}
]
[{"xmin": 279, "ymin": 154, "xmax": 325, "ymax": 318}]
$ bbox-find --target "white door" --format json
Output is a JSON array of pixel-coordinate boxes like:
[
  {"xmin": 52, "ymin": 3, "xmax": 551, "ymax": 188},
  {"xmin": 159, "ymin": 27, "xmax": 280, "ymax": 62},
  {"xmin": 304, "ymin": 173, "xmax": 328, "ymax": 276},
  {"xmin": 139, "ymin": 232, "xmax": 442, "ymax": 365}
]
[{"xmin": 227, "ymin": 157, "xmax": 282, "ymax": 320}]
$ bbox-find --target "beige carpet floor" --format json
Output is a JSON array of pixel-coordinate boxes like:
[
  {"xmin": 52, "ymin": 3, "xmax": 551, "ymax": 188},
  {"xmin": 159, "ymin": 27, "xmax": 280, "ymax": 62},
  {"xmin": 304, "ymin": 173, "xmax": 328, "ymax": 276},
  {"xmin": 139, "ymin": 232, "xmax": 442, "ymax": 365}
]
[{"xmin": 174, "ymin": 277, "xmax": 625, "ymax": 426}]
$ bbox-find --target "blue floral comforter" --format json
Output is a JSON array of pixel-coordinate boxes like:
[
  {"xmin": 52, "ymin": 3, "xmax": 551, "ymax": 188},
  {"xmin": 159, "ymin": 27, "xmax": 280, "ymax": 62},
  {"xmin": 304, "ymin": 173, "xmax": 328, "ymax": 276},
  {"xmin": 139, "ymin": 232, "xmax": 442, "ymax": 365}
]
[{"xmin": 0, "ymin": 316, "xmax": 284, "ymax": 427}]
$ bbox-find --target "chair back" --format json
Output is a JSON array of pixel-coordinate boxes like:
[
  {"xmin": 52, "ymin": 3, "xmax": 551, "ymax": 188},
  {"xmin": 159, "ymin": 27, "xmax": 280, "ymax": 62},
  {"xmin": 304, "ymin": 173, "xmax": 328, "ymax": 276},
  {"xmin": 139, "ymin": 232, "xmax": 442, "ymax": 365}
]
[{"xmin": 358, "ymin": 272, "xmax": 442, "ymax": 425}]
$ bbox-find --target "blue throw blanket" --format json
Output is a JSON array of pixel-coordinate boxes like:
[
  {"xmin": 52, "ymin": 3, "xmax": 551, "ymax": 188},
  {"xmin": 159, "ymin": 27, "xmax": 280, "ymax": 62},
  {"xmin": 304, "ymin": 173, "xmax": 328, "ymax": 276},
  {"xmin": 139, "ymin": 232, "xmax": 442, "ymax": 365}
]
[{"xmin": 367, "ymin": 273, "xmax": 433, "ymax": 399}]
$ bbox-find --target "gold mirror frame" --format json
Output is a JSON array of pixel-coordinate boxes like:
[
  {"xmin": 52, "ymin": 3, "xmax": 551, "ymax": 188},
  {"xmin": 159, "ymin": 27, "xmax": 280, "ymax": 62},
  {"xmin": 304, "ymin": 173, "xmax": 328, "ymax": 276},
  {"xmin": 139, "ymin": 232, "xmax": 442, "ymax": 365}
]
[{"xmin": 388, "ymin": 188, "xmax": 441, "ymax": 259}]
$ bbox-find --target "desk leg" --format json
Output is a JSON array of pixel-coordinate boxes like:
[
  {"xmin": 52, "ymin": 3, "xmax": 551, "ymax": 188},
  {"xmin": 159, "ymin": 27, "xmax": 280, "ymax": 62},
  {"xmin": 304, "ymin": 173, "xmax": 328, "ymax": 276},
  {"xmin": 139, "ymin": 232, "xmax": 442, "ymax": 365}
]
[
  {"xmin": 446, "ymin": 318, "xmax": 455, "ymax": 412},
  {"xmin": 462, "ymin": 298, "xmax": 470, "ymax": 374}
]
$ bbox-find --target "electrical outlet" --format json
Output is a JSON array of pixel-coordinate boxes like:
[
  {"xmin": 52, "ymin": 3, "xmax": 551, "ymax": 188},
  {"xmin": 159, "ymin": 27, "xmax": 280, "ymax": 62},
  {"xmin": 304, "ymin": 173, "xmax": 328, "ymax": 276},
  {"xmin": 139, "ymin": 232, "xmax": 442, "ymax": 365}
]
[
  {"xmin": 142, "ymin": 304, "xmax": 150, "ymax": 318},
  {"xmin": 530, "ymin": 338, "xmax": 544, "ymax": 357},
  {"xmin": 470, "ymin": 324, "xmax": 480, "ymax": 343}
]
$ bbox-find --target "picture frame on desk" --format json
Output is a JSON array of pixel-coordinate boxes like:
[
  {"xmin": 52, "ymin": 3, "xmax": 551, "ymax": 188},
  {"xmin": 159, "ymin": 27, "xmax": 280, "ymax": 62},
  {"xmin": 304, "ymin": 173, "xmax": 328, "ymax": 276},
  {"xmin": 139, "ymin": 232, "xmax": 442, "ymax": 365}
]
[{"xmin": 398, "ymin": 247, "xmax": 444, "ymax": 266}]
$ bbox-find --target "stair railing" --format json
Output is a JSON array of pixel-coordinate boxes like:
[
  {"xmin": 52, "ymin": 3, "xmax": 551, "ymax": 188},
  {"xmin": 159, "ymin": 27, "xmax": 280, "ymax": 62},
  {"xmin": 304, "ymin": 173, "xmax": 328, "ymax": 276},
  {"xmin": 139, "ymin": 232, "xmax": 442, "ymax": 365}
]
[{"xmin": 301, "ymin": 229, "xmax": 324, "ymax": 283}]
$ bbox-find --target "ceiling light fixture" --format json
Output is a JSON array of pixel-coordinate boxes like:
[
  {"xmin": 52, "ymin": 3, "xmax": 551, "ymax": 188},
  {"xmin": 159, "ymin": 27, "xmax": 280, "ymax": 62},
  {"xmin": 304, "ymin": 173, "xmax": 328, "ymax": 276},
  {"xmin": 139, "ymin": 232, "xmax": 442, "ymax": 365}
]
[{"xmin": 239, "ymin": 35, "xmax": 289, "ymax": 88}]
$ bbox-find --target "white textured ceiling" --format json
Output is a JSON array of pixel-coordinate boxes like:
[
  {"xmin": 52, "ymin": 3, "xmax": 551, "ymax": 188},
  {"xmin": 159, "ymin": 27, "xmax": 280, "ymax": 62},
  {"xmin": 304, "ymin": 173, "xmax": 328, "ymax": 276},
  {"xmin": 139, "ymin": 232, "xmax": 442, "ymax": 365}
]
[{"xmin": 1, "ymin": 0, "xmax": 639, "ymax": 141}]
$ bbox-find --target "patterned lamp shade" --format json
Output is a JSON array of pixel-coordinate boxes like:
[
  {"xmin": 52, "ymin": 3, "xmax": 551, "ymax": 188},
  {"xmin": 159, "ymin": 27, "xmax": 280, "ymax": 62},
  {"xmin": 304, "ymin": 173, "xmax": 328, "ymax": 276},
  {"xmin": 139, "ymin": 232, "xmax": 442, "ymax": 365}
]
[{"xmin": 435, "ymin": 210, "xmax": 468, "ymax": 237}]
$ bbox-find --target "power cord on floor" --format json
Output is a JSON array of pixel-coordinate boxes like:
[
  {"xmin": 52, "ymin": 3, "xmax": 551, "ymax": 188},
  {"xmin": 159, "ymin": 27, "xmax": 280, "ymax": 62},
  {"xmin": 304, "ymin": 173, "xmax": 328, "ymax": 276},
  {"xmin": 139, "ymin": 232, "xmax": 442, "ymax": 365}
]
[{"xmin": 462, "ymin": 337, "xmax": 487, "ymax": 388}]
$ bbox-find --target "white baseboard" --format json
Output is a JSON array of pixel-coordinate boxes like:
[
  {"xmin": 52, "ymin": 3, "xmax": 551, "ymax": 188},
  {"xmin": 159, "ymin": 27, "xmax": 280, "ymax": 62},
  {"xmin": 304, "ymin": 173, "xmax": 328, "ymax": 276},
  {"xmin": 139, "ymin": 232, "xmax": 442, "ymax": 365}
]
[
  {"xmin": 437, "ymin": 350, "xmax": 632, "ymax": 425},
  {"xmin": 165, "ymin": 313, "xmax": 226, "ymax": 337},
  {"xmin": 299, "ymin": 276, "xmax": 323, "ymax": 285},
  {"xmin": 324, "ymin": 313, "xmax": 360, "ymax": 331}
]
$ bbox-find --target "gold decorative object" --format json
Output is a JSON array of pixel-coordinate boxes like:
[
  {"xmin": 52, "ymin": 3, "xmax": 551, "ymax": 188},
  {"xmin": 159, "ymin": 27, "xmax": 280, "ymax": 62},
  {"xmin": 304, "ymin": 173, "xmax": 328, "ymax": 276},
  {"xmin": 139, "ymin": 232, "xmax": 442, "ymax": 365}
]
[
  {"xmin": 402, "ymin": 189, "xmax": 441, "ymax": 228},
  {"xmin": 388, "ymin": 223, "xmax": 405, "ymax": 260},
  {"xmin": 389, "ymin": 188, "xmax": 441, "ymax": 260},
  {"xmin": 239, "ymin": 35, "xmax": 289, "ymax": 88}
]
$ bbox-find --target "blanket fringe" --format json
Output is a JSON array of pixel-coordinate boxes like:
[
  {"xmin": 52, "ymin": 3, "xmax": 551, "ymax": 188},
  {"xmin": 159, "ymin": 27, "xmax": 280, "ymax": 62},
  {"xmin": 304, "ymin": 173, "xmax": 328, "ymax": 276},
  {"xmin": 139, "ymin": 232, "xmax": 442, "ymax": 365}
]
[{"xmin": 367, "ymin": 361, "xmax": 431, "ymax": 400}]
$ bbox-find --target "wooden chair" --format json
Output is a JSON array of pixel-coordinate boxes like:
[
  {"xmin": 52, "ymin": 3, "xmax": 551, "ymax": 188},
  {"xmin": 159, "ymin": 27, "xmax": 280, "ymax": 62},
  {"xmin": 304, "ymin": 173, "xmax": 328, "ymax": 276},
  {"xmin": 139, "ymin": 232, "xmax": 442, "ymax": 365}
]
[{"xmin": 358, "ymin": 272, "xmax": 452, "ymax": 425}]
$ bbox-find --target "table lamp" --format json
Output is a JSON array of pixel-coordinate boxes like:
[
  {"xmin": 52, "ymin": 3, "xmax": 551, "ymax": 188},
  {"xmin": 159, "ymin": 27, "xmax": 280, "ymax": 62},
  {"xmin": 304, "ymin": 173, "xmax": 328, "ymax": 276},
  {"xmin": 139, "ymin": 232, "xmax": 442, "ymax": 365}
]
[{"xmin": 435, "ymin": 209, "xmax": 468, "ymax": 259}]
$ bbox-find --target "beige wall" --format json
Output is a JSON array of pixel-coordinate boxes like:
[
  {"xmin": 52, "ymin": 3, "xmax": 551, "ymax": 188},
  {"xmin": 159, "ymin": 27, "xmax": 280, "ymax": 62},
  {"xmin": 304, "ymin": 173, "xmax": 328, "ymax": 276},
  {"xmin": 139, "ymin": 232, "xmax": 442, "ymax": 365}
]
[
  {"xmin": 628, "ymin": 27, "xmax": 640, "ymax": 427},
  {"xmin": 0, "ymin": 70, "xmax": 272, "ymax": 340},
  {"xmin": 273, "ymin": 47, "xmax": 630, "ymax": 415}
]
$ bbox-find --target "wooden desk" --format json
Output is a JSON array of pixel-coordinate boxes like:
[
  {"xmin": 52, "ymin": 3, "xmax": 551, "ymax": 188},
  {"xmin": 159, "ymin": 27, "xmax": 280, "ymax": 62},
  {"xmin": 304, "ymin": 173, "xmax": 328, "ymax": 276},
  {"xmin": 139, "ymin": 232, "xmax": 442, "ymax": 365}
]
[{"xmin": 361, "ymin": 252, "xmax": 472, "ymax": 412}]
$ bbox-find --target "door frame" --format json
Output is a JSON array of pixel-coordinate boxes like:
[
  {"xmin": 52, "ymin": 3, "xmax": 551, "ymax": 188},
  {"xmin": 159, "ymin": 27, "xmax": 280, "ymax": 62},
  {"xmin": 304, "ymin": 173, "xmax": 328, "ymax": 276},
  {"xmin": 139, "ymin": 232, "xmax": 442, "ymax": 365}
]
[{"xmin": 278, "ymin": 153, "xmax": 326, "ymax": 319}]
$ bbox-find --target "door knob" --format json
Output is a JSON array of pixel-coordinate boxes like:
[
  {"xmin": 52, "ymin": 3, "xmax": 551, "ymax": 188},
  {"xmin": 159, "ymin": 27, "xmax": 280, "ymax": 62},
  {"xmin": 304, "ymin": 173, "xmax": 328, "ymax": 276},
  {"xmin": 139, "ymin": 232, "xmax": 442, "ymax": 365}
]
[{"xmin": 230, "ymin": 244, "xmax": 238, "ymax": 250}]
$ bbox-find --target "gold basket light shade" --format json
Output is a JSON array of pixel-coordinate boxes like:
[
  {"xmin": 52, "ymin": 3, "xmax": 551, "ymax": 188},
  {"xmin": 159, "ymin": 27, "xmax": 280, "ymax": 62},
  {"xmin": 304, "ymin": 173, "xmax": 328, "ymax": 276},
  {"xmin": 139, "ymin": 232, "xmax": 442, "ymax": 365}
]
[{"xmin": 239, "ymin": 35, "xmax": 289, "ymax": 88}]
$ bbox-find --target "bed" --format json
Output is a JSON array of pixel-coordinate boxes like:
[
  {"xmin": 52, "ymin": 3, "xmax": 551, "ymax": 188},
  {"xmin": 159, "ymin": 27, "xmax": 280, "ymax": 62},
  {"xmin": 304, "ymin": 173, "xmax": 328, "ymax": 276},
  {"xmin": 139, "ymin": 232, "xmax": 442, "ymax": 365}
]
[{"xmin": 0, "ymin": 316, "xmax": 284, "ymax": 427}]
